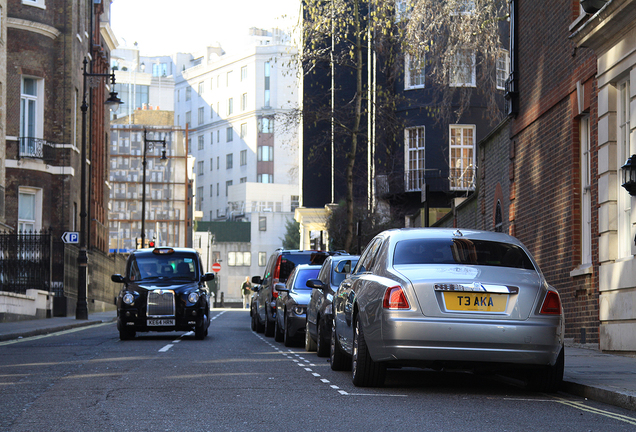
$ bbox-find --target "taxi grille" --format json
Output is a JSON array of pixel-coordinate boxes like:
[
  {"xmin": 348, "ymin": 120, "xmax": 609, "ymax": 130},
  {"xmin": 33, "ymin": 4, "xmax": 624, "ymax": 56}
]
[{"xmin": 147, "ymin": 290, "xmax": 175, "ymax": 317}]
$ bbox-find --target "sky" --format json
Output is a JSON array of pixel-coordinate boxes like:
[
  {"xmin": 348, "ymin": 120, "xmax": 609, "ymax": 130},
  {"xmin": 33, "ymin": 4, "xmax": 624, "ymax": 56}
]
[{"xmin": 110, "ymin": 0, "xmax": 300, "ymax": 56}]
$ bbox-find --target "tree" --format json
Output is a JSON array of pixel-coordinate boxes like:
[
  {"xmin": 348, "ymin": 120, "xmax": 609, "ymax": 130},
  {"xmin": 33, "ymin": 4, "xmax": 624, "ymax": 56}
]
[
  {"xmin": 281, "ymin": 218, "xmax": 301, "ymax": 249},
  {"xmin": 297, "ymin": 0, "xmax": 508, "ymax": 252}
]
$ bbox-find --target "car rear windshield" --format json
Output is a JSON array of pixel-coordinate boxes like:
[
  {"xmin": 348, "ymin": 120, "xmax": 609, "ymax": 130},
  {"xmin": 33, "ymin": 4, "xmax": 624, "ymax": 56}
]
[
  {"xmin": 129, "ymin": 253, "xmax": 199, "ymax": 281},
  {"xmin": 279, "ymin": 252, "xmax": 329, "ymax": 281},
  {"xmin": 393, "ymin": 238, "xmax": 535, "ymax": 270},
  {"xmin": 293, "ymin": 268, "xmax": 321, "ymax": 289}
]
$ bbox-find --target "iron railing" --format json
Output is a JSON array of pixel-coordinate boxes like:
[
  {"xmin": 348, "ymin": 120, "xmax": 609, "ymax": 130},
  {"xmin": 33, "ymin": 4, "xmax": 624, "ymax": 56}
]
[
  {"xmin": 0, "ymin": 229, "xmax": 52, "ymax": 294},
  {"xmin": 18, "ymin": 137, "xmax": 54, "ymax": 161}
]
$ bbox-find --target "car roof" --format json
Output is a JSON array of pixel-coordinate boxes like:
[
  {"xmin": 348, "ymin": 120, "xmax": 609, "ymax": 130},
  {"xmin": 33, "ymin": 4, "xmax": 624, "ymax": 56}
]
[
  {"xmin": 382, "ymin": 228, "xmax": 525, "ymax": 247},
  {"xmin": 129, "ymin": 247, "xmax": 199, "ymax": 258}
]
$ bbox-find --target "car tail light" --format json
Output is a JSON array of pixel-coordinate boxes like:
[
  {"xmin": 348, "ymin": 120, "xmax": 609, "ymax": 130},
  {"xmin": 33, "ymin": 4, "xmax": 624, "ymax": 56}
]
[
  {"xmin": 383, "ymin": 285, "xmax": 410, "ymax": 309},
  {"xmin": 273, "ymin": 256, "xmax": 282, "ymax": 281},
  {"xmin": 272, "ymin": 278, "xmax": 279, "ymax": 299},
  {"xmin": 540, "ymin": 291, "xmax": 561, "ymax": 315}
]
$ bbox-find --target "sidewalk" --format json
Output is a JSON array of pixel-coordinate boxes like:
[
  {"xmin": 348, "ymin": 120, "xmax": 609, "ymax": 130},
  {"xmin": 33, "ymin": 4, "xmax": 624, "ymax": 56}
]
[{"xmin": 1, "ymin": 312, "xmax": 635, "ymax": 411}]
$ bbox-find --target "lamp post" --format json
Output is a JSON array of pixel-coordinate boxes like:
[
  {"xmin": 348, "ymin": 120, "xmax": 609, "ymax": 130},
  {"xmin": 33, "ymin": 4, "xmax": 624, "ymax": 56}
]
[
  {"xmin": 141, "ymin": 129, "xmax": 167, "ymax": 248},
  {"xmin": 76, "ymin": 57, "xmax": 122, "ymax": 320}
]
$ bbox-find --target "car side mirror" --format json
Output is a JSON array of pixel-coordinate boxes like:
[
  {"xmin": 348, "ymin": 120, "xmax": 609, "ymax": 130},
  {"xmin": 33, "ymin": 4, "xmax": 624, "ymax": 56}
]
[
  {"xmin": 252, "ymin": 276, "xmax": 262, "ymax": 284},
  {"xmin": 275, "ymin": 282, "xmax": 289, "ymax": 293},
  {"xmin": 202, "ymin": 272, "xmax": 215, "ymax": 282},
  {"xmin": 111, "ymin": 274, "xmax": 125, "ymax": 283},
  {"xmin": 306, "ymin": 279, "xmax": 326, "ymax": 290}
]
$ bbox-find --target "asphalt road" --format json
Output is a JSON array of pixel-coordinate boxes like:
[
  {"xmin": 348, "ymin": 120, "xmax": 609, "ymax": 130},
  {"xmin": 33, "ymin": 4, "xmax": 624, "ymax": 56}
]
[{"xmin": 1, "ymin": 310, "xmax": 636, "ymax": 432}]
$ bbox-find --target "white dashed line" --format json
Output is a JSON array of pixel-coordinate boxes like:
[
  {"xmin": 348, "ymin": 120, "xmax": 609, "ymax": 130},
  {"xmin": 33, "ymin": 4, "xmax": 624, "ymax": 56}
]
[{"xmin": 158, "ymin": 344, "xmax": 173, "ymax": 352}]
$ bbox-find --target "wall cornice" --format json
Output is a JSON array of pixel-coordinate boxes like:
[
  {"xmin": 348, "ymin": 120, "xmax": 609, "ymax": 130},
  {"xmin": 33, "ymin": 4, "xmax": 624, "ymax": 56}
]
[{"xmin": 7, "ymin": 18, "xmax": 61, "ymax": 40}]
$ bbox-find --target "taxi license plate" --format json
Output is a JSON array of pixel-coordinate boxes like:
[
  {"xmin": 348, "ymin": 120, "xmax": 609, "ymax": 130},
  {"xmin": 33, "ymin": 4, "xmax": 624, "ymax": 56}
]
[
  {"xmin": 147, "ymin": 318, "xmax": 175, "ymax": 326},
  {"xmin": 443, "ymin": 292, "xmax": 508, "ymax": 313}
]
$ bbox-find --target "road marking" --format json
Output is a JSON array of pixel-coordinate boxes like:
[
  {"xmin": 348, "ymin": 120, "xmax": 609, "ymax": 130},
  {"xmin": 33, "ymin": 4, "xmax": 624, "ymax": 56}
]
[
  {"xmin": 555, "ymin": 398, "xmax": 636, "ymax": 425},
  {"xmin": 0, "ymin": 322, "xmax": 112, "ymax": 346},
  {"xmin": 158, "ymin": 344, "xmax": 174, "ymax": 352}
]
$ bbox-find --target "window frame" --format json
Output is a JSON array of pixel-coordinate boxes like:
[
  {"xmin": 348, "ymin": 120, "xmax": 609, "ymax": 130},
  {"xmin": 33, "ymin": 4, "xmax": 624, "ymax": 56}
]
[
  {"xmin": 449, "ymin": 50, "xmax": 476, "ymax": 88},
  {"xmin": 404, "ymin": 53, "xmax": 425, "ymax": 90},
  {"xmin": 404, "ymin": 126, "xmax": 425, "ymax": 192},
  {"xmin": 449, "ymin": 124, "xmax": 476, "ymax": 191}
]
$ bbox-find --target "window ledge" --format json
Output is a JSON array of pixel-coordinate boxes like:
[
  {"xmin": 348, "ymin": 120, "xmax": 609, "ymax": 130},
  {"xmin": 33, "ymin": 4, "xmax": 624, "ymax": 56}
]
[{"xmin": 570, "ymin": 263, "xmax": 593, "ymax": 277}]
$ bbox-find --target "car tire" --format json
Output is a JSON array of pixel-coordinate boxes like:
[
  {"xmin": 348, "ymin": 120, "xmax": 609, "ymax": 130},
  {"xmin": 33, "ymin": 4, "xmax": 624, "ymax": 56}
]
[
  {"xmin": 305, "ymin": 320, "xmax": 317, "ymax": 352},
  {"xmin": 316, "ymin": 317, "xmax": 329, "ymax": 357},
  {"xmin": 283, "ymin": 314, "xmax": 295, "ymax": 347},
  {"xmin": 194, "ymin": 324, "xmax": 206, "ymax": 340},
  {"xmin": 274, "ymin": 315, "xmax": 284, "ymax": 342},
  {"xmin": 250, "ymin": 309, "xmax": 257, "ymax": 331},
  {"xmin": 264, "ymin": 309, "xmax": 275, "ymax": 337},
  {"xmin": 330, "ymin": 317, "xmax": 351, "ymax": 371},
  {"xmin": 527, "ymin": 346, "xmax": 564, "ymax": 393},
  {"xmin": 119, "ymin": 328, "xmax": 136, "ymax": 341},
  {"xmin": 351, "ymin": 318, "xmax": 386, "ymax": 387}
]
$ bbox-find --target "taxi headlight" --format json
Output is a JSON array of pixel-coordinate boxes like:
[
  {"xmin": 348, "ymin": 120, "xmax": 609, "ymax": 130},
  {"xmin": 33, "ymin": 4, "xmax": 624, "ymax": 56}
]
[
  {"xmin": 188, "ymin": 292, "xmax": 200, "ymax": 303},
  {"xmin": 122, "ymin": 293, "xmax": 134, "ymax": 305}
]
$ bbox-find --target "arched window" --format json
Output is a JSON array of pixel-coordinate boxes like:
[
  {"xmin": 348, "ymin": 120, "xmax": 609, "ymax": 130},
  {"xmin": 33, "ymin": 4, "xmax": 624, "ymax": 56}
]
[{"xmin": 494, "ymin": 201, "xmax": 503, "ymax": 232}]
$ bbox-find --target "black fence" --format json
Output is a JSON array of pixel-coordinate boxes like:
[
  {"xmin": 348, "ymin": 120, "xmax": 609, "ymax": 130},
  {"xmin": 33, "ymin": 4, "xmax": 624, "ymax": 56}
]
[{"xmin": 0, "ymin": 229, "xmax": 52, "ymax": 294}]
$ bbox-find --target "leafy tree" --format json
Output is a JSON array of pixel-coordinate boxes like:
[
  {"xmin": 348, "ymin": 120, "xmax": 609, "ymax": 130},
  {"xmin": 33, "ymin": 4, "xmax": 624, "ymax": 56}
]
[{"xmin": 281, "ymin": 218, "xmax": 301, "ymax": 249}]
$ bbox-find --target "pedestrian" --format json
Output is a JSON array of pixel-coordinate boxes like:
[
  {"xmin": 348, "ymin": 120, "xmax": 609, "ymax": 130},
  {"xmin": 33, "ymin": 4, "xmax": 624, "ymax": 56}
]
[{"xmin": 241, "ymin": 276, "xmax": 252, "ymax": 309}]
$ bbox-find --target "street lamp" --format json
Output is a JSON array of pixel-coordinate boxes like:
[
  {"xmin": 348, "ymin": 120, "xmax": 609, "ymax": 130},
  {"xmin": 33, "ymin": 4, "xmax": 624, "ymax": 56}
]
[
  {"xmin": 621, "ymin": 155, "xmax": 636, "ymax": 196},
  {"xmin": 140, "ymin": 129, "xmax": 167, "ymax": 248},
  {"xmin": 76, "ymin": 57, "xmax": 122, "ymax": 320}
]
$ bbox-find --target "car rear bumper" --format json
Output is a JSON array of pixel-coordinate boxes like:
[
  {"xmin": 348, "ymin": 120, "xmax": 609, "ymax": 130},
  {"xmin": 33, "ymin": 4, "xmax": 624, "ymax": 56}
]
[{"xmin": 371, "ymin": 315, "xmax": 563, "ymax": 366}]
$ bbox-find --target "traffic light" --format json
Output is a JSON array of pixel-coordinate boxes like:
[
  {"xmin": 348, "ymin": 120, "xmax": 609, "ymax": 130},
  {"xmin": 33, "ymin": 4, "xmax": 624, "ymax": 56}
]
[{"xmin": 149, "ymin": 240, "xmax": 155, "ymax": 248}]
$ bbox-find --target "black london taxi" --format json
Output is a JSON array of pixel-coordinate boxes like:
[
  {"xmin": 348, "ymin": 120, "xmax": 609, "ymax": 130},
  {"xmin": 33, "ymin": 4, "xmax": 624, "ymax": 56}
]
[{"xmin": 111, "ymin": 247, "xmax": 215, "ymax": 340}]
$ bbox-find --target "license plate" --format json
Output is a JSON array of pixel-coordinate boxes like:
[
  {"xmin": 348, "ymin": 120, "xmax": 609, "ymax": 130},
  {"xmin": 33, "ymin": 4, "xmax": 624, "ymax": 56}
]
[
  {"xmin": 147, "ymin": 318, "xmax": 175, "ymax": 326},
  {"xmin": 443, "ymin": 292, "xmax": 508, "ymax": 313}
]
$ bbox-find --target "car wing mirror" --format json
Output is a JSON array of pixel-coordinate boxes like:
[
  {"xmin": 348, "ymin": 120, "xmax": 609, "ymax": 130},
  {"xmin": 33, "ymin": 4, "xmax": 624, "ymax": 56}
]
[
  {"xmin": 202, "ymin": 272, "xmax": 215, "ymax": 282},
  {"xmin": 306, "ymin": 279, "xmax": 325, "ymax": 290},
  {"xmin": 252, "ymin": 276, "xmax": 262, "ymax": 284},
  {"xmin": 111, "ymin": 274, "xmax": 125, "ymax": 283},
  {"xmin": 275, "ymin": 282, "xmax": 289, "ymax": 293}
]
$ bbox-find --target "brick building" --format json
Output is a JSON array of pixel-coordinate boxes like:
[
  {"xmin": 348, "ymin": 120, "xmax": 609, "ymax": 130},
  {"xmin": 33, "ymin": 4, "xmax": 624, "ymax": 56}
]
[
  {"xmin": 438, "ymin": 1, "xmax": 601, "ymax": 346},
  {"xmin": 0, "ymin": 0, "xmax": 6, "ymax": 229},
  {"xmin": 4, "ymin": 0, "xmax": 116, "ymax": 311}
]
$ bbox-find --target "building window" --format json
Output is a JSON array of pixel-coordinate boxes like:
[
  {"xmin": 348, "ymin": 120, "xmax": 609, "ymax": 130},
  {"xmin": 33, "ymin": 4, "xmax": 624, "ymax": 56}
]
[
  {"xmin": 405, "ymin": 54, "xmax": 425, "ymax": 90},
  {"xmin": 257, "ymin": 145, "xmax": 273, "ymax": 162},
  {"xmin": 18, "ymin": 188, "xmax": 42, "ymax": 232},
  {"xmin": 22, "ymin": 0, "xmax": 45, "ymax": 9},
  {"xmin": 580, "ymin": 115, "xmax": 592, "ymax": 264},
  {"xmin": 226, "ymin": 71, "xmax": 233, "ymax": 86},
  {"xmin": 228, "ymin": 251, "xmax": 251, "ymax": 266},
  {"xmin": 240, "ymin": 150, "xmax": 247, "ymax": 166},
  {"xmin": 259, "ymin": 117, "xmax": 274, "ymax": 133},
  {"xmin": 241, "ymin": 65, "xmax": 247, "ymax": 81},
  {"xmin": 494, "ymin": 201, "xmax": 503, "ymax": 232},
  {"xmin": 264, "ymin": 61, "xmax": 271, "ymax": 107},
  {"xmin": 210, "ymin": 184, "xmax": 214, "ymax": 197},
  {"xmin": 217, "ymin": 130, "xmax": 220, "ymax": 143},
  {"xmin": 226, "ymin": 153, "xmax": 233, "ymax": 169},
  {"xmin": 228, "ymin": 97, "xmax": 233, "ymax": 115},
  {"xmin": 198, "ymin": 81, "xmax": 204, "ymax": 95},
  {"xmin": 217, "ymin": 157, "xmax": 219, "ymax": 169},
  {"xmin": 405, "ymin": 127, "xmax": 425, "ymax": 192},
  {"xmin": 210, "ymin": 158, "xmax": 214, "ymax": 171},
  {"xmin": 186, "ymin": 87, "xmax": 191, "ymax": 101},
  {"xmin": 259, "ymin": 216, "xmax": 267, "ymax": 231},
  {"xmin": 196, "ymin": 186, "xmax": 203, "ymax": 211},
  {"xmin": 450, "ymin": 50, "xmax": 476, "ymax": 87},
  {"xmin": 210, "ymin": 132, "xmax": 214, "ymax": 144},
  {"xmin": 449, "ymin": 125, "xmax": 475, "ymax": 191},
  {"xmin": 451, "ymin": 0, "xmax": 475, "ymax": 15},
  {"xmin": 185, "ymin": 111, "xmax": 191, "ymax": 129},
  {"xmin": 217, "ymin": 182, "xmax": 219, "ymax": 196},
  {"xmin": 198, "ymin": 135, "xmax": 204, "ymax": 151},
  {"xmin": 240, "ymin": 123, "xmax": 247, "ymax": 139},
  {"xmin": 152, "ymin": 63, "xmax": 168, "ymax": 77},
  {"xmin": 241, "ymin": 93, "xmax": 247, "ymax": 111},
  {"xmin": 496, "ymin": 50, "xmax": 510, "ymax": 91},
  {"xmin": 240, "ymin": 177, "xmax": 247, "ymax": 183},
  {"xmin": 20, "ymin": 77, "xmax": 43, "ymax": 155},
  {"xmin": 291, "ymin": 195, "xmax": 299, "ymax": 211},
  {"xmin": 198, "ymin": 107, "xmax": 204, "ymax": 125},
  {"xmin": 226, "ymin": 127, "xmax": 233, "ymax": 142},
  {"xmin": 197, "ymin": 160, "xmax": 204, "ymax": 175},
  {"xmin": 226, "ymin": 180, "xmax": 233, "ymax": 196},
  {"xmin": 617, "ymin": 79, "xmax": 632, "ymax": 258},
  {"xmin": 258, "ymin": 174, "xmax": 273, "ymax": 183},
  {"xmin": 259, "ymin": 251, "xmax": 267, "ymax": 266}
]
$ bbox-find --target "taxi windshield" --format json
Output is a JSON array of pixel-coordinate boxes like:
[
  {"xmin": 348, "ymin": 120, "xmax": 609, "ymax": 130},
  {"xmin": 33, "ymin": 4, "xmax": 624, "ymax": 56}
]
[{"xmin": 129, "ymin": 254, "xmax": 198, "ymax": 281}]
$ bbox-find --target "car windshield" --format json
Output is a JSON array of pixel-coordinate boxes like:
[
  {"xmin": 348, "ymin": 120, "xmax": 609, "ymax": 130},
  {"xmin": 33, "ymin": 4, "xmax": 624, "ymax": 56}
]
[
  {"xmin": 293, "ymin": 268, "xmax": 321, "ymax": 290},
  {"xmin": 331, "ymin": 259, "xmax": 358, "ymax": 286},
  {"xmin": 393, "ymin": 238, "xmax": 535, "ymax": 270},
  {"xmin": 129, "ymin": 254, "xmax": 199, "ymax": 281}
]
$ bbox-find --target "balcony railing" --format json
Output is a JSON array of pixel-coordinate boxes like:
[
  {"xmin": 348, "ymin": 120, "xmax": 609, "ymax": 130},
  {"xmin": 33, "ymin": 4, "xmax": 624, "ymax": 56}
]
[{"xmin": 18, "ymin": 137, "xmax": 54, "ymax": 161}]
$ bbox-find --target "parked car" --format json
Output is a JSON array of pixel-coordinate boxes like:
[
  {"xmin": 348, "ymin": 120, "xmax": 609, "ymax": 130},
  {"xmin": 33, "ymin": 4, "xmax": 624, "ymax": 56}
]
[
  {"xmin": 111, "ymin": 247, "xmax": 215, "ymax": 340},
  {"xmin": 305, "ymin": 254, "xmax": 359, "ymax": 356},
  {"xmin": 250, "ymin": 284, "xmax": 263, "ymax": 332},
  {"xmin": 251, "ymin": 249, "xmax": 335, "ymax": 337},
  {"xmin": 274, "ymin": 264, "xmax": 322, "ymax": 346},
  {"xmin": 331, "ymin": 228, "xmax": 564, "ymax": 391}
]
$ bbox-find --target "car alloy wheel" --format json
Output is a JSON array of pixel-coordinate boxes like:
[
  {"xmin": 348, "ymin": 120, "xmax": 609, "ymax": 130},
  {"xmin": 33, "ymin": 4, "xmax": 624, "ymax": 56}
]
[
  {"xmin": 330, "ymin": 317, "xmax": 350, "ymax": 371},
  {"xmin": 305, "ymin": 320, "xmax": 317, "ymax": 352},
  {"xmin": 351, "ymin": 318, "xmax": 386, "ymax": 387}
]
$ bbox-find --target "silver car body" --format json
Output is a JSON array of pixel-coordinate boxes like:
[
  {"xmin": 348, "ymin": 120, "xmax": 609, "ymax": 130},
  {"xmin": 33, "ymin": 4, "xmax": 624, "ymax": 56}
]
[{"xmin": 333, "ymin": 228, "xmax": 564, "ymax": 369}]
